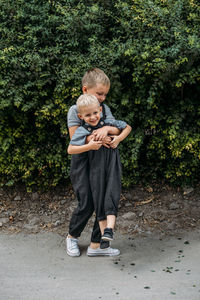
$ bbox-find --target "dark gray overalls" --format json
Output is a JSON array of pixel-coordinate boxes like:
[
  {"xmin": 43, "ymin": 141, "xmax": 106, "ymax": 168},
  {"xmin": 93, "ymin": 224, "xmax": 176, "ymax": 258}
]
[{"xmin": 69, "ymin": 105, "xmax": 121, "ymax": 241}]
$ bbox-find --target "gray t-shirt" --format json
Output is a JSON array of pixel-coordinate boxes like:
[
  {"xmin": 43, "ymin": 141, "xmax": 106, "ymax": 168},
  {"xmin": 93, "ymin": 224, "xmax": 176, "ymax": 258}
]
[
  {"xmin": 67, "ymin": 104, "xmax": 115, "ymax": 128},
  {"xmin": 70, "ymin": 119, "xmax": 127, "ymax": 146}
]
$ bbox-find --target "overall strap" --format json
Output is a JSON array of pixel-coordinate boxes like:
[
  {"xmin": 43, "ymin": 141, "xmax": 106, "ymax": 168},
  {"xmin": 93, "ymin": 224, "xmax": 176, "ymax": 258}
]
[
  {"xmin": 101, "ymin": 103, "xmax": 106, "ymax": 120},
  {"xmin": 82, "ymin": 118, "xmax": 106, "ymax": 133}
]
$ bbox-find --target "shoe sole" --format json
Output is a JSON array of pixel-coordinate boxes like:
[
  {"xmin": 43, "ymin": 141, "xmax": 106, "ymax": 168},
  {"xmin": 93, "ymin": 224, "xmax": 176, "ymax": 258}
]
[
  {"xmin": 101, "ymin": 236, "xmax": 114, "ymax": 241},
  {"xmin": 87, "ymin": 251, "xmax": 120, "ymax": 257}
]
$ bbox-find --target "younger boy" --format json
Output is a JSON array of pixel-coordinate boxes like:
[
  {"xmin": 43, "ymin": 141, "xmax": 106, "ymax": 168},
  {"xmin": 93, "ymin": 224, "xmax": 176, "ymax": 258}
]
[{"xmin": 68, "ymin": 94, "xmax": 131, "ymax": 255}]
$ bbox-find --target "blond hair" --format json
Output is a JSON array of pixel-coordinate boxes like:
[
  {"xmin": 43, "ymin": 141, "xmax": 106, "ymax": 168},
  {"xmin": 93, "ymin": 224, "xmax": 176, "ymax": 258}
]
[
  {"xmin": 82, "ymin": 68, "xmax": 110, "ymax": 88},
  {"xmin": 76, "ymin": 94, "xmax": 100, "ymax": 113}
]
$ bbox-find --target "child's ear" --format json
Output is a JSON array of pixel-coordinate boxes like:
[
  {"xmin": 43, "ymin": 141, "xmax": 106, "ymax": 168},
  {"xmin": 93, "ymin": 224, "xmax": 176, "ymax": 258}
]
[
  {"xmin": 82, "ymin": 86, "xmax": 88, "ymax": 94},
  {"xmin": 99, "ymin": 106, "xmax": 102, "ymax": 112},
  {"xmin": 78, "ymin": 113, "xmax": 83, "ymax": 120}
]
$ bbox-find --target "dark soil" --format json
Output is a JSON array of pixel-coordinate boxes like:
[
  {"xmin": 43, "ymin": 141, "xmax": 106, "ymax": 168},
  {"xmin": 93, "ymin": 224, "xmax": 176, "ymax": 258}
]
[{"xmin": 0, "ymin": 184, "xmax": 200, "ymax": 237}]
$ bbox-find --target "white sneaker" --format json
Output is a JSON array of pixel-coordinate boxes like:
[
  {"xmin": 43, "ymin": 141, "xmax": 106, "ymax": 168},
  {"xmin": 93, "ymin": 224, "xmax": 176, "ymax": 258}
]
[
  {"xmin": 87, "ymin": 246, "xmax": 120, "ymax": 257},
  {"xmin": 66, "ymin": 237, "xmax": 80, "ymax": 257}
]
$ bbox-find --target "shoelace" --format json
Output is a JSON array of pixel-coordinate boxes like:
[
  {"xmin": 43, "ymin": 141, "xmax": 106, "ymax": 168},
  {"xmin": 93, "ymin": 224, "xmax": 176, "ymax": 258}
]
[{"xmin": 69, "ymin": 239, "xmax": 78, "ymax": 250}]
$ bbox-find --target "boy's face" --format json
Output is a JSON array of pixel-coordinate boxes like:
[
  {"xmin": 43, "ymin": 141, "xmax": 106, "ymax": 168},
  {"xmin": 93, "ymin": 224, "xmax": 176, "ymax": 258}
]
[
  {"xmin": 82, "ymin": 83, "xmax": 110, "ymax": 104},
  {"xmin": 78, "ymin": 104, "xmax": 102, "ymax": 127}
]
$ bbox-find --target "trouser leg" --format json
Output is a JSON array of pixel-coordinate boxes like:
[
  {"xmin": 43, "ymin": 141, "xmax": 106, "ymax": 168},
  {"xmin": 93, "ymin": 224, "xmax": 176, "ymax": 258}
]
[
  {"xmin": 89, "ymin": 148, "xmax": 122, "ymax": 221},
  {"xmin": 104, "ymin": 148, "xmax": 122, "ymax": 216},
  {"xmin": 89, "ymin": 148, "xmax": 106, "ymax": 221},
  {"xmin": 69, "ymin": 153, "xmax": 101, "ymax": 243},
  {"xmin": 91, "ymin": 218, "xmax": 102, "ymax": 243}
]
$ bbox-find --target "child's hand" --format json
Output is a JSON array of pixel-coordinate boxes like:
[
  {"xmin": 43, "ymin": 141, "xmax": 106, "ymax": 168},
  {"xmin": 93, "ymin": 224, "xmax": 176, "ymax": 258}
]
[
  {"xmin": 109, "ymin": 136, "xmax": 121, "ymax": 149},
  {"xmin": 92, "ymin": 127, "xmax": 109, "ymax": 141},
  {"xmin": 85, "ymin": 134, "xmax": 94, "ymax": 144},
  {"xmin": 88, "ymin": 138, "xmax": 102, "ymax": 150},
  {"xmin": 102, "ymin": 136, "xmax": 112, "ymax": 148}
]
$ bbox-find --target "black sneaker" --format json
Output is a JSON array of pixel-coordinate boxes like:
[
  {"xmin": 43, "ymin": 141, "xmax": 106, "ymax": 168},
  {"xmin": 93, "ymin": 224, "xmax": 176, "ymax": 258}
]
[
  {"xmin": 100, "ymin": 240, "xmax": 110, "ymax": 249},
  {"xmin": 101, "ymin": 227, "xmax": 114, "ymax": 241}
]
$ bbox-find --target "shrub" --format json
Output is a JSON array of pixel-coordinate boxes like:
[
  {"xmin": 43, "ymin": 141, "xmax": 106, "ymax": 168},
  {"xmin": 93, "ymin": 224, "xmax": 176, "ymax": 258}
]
[{"xmin": 0, "ymin": 0, "xmax": 199, "ymax": 189}]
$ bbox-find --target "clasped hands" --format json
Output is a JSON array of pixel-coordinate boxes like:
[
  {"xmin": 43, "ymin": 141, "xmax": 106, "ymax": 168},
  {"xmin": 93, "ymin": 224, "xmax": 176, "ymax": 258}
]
[{"xmin": 87, "ymin": 127, "xmax": 120, "ymax": 149}]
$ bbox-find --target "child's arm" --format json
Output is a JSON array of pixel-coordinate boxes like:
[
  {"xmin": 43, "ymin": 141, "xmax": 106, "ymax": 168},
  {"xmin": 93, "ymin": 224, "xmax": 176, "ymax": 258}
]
[
  {"xmin": 68, "ymin": 125, "xmax": 123, "ymax": 154},
  {"xmin": 68, "ymin": 125, "xmax": 103, "ymax": 154},
  {"xmin": 68, "ymin": 119, "xmax": 120, "ymax": 146},
  {"xmin": 69, "ymin": 126, "xmax": 79, "ymax": 139},
  {"xmin": 110, "ymin": 124, "xmax": 132, "ymax": 149},
  {"xmin": 95, "ymin": 119, "xmax": 132, "ymax": 148},
  {"xmin": 68, "ymin": 138, "xmax": 102, "ymax": 155},
  {"xmin": 67, "ymin": 105, "xmax": 81, "ymax": 139}
]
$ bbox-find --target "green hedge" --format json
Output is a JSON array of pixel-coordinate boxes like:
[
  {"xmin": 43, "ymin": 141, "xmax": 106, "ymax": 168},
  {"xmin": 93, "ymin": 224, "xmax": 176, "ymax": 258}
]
[{"xmin": 0, "ymin": 0, "xmax": 200, "ymax": 189}]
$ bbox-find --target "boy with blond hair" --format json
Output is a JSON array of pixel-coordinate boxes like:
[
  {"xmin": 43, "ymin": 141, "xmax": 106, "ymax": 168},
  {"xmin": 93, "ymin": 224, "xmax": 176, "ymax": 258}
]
[
  {"xmin": 68, "ymin": 94, "xmax": 131, "ymax": 255},
  {"xmin": 67, "ymin": 68, "xmax": 130, "ymax": 256}
]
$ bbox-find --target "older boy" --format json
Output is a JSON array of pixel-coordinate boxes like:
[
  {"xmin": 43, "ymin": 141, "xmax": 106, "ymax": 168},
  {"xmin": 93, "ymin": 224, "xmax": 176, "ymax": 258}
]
[
  {"xmin": 68, "ymin": 95, "xmax": 131, "ymax": 255},
  {"xmin": 67, "ymin": 68, "xmax": 123, "ymax": 257}
]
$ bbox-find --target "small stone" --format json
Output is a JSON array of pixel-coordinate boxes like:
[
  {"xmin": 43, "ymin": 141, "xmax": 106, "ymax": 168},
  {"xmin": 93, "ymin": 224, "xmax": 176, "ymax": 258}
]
[
  {"xmin": 168, "ymin": 222, "xmax": 176, "ymax": 230},
  {"xmin": 14, "ymin": 195, "xmax": 21, "ymax": 201},
  {"xmin": 169, "ymin": 202, "xmax": 180, "ymax": 210},
  {"xmin": 23, "ymin": 224, "xmax": 38, "ymax": 231},
  {"xmin": 54, "ymin": 220, "xmax": 61, "ymax": 226},
  {"xmin": 183, "ymin": 187, "xmax": 194, "ymax": 195},
  {"xmin": 133, "ymin": 224, "xmax": 143, "ymax": 233},
  {"xmin": 146, "ymin": 230, "xmax": 152, "ymax": 235},
  {"xmin": 0, "ymin": 222, "xmax": 3, "ymax": 227},
  {"xmin": 27, "ymin": 216, "xmax": 40, "ymax": 225},
  {"xmin": 138, "ymin": 212, "xmax": 144, "ymax": 217},
  {"xmin": 61, "ymin": 200, "xmax": 67, "ymax": 205},
  {"xmin": 125, "ymin": 202, "xmax": 132, "ymax": 207},
  {"xmin": 122, "ymin": 212, "xmax": 136, "ymax": 220},
  {"xmin": 125, "ymin": 192, "xmax": 133, "ymax": 201},
  {"xmin": 31, "ymin": 192, "xmax": 39, "ymax": 201},
  {"xmin": 120, "ymin": 218, "xmax": 132, "ymax": 228},
  {"xmin": 196, "ymin": 202, "xmax": 200, "ymax": 207},
  {"xmin": 0, "ymin": 218, "xmax": 9, "ymax": 224}
]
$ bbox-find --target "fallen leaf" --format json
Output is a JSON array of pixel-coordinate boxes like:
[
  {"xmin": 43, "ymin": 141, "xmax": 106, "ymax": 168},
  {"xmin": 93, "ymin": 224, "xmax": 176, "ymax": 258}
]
[
  {"xmin": 146, "ymin": 186, "xmax": 153, "ymax": 193},
  {"xmin": 134, "ymin": 196, "xmax": 154, "ymax": 207},
  {"xmin": 9, "ymin": 216, "xmax": 14, "ymax": 222},
  {"xmin": 170, "ymin": 291, "xmax": 176, "ymax": 295},
  {"xmin": 184, "ymin": 241, "xmax": 190, "ymax": 245}
]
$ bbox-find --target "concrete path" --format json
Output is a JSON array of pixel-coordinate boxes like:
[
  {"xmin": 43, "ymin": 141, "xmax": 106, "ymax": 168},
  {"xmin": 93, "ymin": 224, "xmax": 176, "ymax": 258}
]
[{"xmin": 0, "ymin": 229, "xmax": 200, "ymax": 300}]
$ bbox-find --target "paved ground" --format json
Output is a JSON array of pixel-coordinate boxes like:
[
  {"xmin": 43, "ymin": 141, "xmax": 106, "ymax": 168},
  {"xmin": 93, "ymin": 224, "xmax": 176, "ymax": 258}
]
[{"xmin": 0, "ymin": 229, "xmax": 200, "ymax": 300}]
